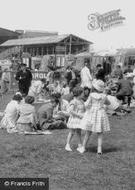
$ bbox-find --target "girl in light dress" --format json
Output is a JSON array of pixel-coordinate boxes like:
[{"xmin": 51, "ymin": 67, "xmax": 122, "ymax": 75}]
[
  {"xmin": 0, "ymin": 94, "xmax": 22, "ymax": 133},
  {"xmin": 65, "ymin": 87, "xmax": 85, "ymax": 151},
  {"xmin": 77, "ymin": 79, "xmax": 110, "ymax": 154}
]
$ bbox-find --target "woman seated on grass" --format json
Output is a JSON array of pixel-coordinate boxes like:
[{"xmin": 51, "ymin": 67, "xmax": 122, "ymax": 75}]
[
  {"xmin": 0, "ymin": 94, "xmax": 22, "ymax": 133},
  {"xmin": 16, "ymin": 96, "xmax": 37, "ymax": 133}
]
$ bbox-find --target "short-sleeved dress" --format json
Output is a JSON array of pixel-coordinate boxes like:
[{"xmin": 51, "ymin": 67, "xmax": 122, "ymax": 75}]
[
  {"xmin": 0, "ymin": 100, "xmax": 20, "ymax": 133},
  {"xmin": 67, "ymin": 98, "xmax": 85, "ymax": 129},
  {"xmin": 16, "ymin": 103, "xmax": 37, "ymax": 133},
  {"xmin": 81, "ymin": 92, "xmax": 110, "ymax": 133}
]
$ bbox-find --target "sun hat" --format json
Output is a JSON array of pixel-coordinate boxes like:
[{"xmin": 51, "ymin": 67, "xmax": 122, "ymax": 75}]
[{"xmin": 92, "ymin": 79, "xmax": 105, "ymax": 92}]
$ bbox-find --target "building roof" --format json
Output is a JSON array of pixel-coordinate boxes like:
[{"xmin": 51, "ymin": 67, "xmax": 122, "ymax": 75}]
[
  {"xmin": 0, "ymin": 34, "xmax": 92, "ymax": 47},
  {"xmin": 75, "ymin": 51, "xmax": 92, "ymax": 57},
  {"xmin": 0, "ymin": 27, "xmax": 20, "ymax": 37},
  {"xmin": 15, "ymin": 30, "xmax": 58, "ymax": 38},
  {"xmin": 117, "ymin": 48, "xmax": 135, "ymax": 56}
]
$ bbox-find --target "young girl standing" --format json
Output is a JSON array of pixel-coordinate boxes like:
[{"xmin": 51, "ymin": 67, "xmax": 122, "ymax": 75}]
[
  {"xmin": 78, "ymin": 79, "xmax": 110, "ymax": 154},
  {"xmin": 65, "ymin": 87, "xmax": 85, "ymax": 151}
]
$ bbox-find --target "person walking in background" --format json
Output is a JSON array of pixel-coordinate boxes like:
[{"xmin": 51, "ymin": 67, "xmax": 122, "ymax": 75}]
[
  {"xmin": 77, "ymin": 80, "xmax": 110, "ymax": 154},
  {"xmin": 15, "ymin": 64, "xmax": 32, "ymax": 96},
  {"xmin": 65, "ymin": 66, "xmax": 73, "ymax": 86},
  {"xmin": 65, "ymin": 87, "xmax": 85, "ymax": 152},
  {"xmin": 1, "ymin": 68, "xmax": 10, "ymax": 95},
  {"xmin": 80, "ymin": 60, "xmax": 93, "ymax": 89}
]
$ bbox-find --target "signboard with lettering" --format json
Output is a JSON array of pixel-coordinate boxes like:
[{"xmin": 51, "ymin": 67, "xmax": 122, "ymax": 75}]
[
  {"xmin": 55, "ymin": 46, "xmax": 66, "ymax": 53},
  {"xmin": 88, "ymin": 9, "xmax": 125, "ymax": 31}
]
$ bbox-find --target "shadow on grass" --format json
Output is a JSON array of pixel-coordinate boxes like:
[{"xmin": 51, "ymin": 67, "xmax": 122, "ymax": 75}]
[{"xmin": 86, "ymin": 146, "xmax": 122, "ymax": 154}]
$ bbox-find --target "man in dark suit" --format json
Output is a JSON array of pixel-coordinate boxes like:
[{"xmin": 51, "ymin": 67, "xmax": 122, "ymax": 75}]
[
  {"xmin": 15, "ymin": 64, "xmax": 32, "ymax": 96},
  {"xmin": 95, "ymin": 64, "xmax": 106, "ymax": 82}
]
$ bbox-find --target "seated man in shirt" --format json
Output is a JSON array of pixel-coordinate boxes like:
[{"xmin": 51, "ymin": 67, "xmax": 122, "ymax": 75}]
[
  {"xmin": 116, "ymin": 75, "xmax": 133, "ymax": 107},
  {"xmin": 105, "ymin": 87, "xmax": 131, "ymax": 115},
  {"xmin": 37, "ymin": 93, "xmax": 69, "ymax": 130}
]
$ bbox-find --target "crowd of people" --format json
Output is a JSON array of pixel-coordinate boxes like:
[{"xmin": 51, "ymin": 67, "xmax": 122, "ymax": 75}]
[{"xmin": 0, "ymin": 59, "xmax": 135, "ymax": 155}]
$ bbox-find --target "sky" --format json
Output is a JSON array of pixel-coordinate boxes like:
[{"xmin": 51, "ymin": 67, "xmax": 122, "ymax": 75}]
[{"xmin": 0, "ymin": 0, "xmax": 135, "ymax": 51}]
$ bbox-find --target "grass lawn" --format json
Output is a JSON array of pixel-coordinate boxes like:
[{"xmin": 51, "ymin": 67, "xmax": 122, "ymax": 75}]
[{"xmin": 0, "ymin": 93, "xmax": 135, "ymax": 190}]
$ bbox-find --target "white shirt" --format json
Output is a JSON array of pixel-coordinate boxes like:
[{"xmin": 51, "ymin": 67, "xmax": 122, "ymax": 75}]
[
  {"xmin": 4, "ymin": 100, "xmax": 20, "ymax": 123},
  {"xmin": 61, "ymin": 86, "xmax": 70, "ymax": 95},
  {"xmin": 1, "ymin": 72, "xmax": 10, "ymax": 82},
  {"xmin": 29, "ymin": 80, "xmax": 44, "ymax": 95},
  {"xmin": 107, "ymin": 95, "xmax": 120, "ymax": 110},
  {"xmin": 81, "ymin": 66, "xmax": 92, "ymax": 88}
]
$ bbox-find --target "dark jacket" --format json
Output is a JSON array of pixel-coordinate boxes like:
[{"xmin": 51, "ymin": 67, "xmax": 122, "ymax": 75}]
[
  {"xmin": 96, "ymin": 68, "xmax": 106, "ymax": 82},
  {"xmin": 15, "ymin": 69, "xmax": 32, "ymax": 86},
  {"xmin": 65, "ymin": 71, "xmax": 72, "ymax": 84}
]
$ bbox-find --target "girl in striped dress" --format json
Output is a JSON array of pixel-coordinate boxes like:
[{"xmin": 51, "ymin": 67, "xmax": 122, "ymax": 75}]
[
  {"xmin": 65, "ymin": 87, "xmax": 85, "ymax": 151},
  {"xmin": 78, "ymin": 79, "xmax": 110, "ymax": 154}
]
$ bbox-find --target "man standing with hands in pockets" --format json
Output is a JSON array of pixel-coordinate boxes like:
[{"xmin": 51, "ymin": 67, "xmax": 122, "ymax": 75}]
[{"xmin": 15, "ymin": 63, "xmax": 32, "ymax": 96}]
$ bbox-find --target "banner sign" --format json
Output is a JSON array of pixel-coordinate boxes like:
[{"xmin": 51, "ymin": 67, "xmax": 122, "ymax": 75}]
[
  {"xmin": 88, "ymin": 9, "xmax": 125, "ymax": 31},
  {"xmin": 32, "ymin": 71, "xmax": 47, "ymax": 80}
]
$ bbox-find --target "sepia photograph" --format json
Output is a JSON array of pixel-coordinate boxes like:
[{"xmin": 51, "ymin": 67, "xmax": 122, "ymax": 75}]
[{"xmin": 0, "ymin": 0, "xmax": 135, "ymax": 189}]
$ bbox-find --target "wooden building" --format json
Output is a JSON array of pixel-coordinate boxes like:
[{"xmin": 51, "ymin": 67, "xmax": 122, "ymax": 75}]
[{"xmin": 0, "ymin": 34, "xmax": 92, "ymax": 56}]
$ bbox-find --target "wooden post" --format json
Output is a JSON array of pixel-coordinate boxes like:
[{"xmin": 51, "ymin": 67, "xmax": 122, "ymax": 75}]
[
  {"xmin": 65, "ymin": 45, "xmax": 67, "ymax": 55},
  {"xmin": 53, "ymin": 47, "xmax": 55, "ymax": 54},
  {"xmin": 69, "ymin": 35, "xmax": 72, "ymax": 55},
  {"xmin": 41, "ymin": 47, "xmax": 44, "ymax": 56}
]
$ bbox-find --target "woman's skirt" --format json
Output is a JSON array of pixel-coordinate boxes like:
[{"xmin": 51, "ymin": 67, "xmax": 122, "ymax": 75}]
[{"xmin": 16, "ymin": 123, "xmax": 35, "ymax": 133}]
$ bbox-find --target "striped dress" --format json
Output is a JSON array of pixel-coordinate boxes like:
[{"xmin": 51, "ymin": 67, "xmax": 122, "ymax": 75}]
[
  {"xmin": 81, "ymin": 92, "xmax": 110, "ymax": 133},
  {"xmin": 67, "ymin": 98, "xmax": 85, "ymax": 129}
]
